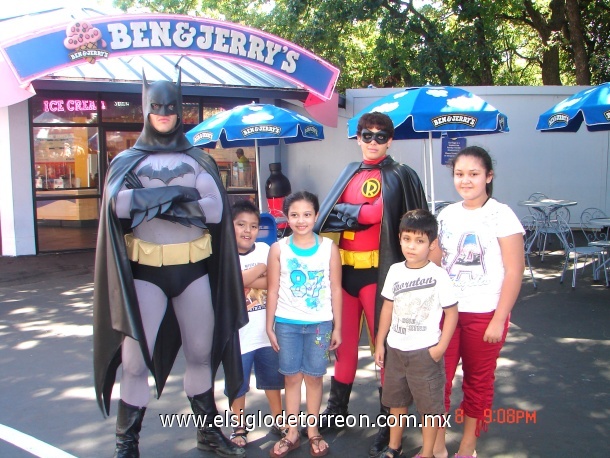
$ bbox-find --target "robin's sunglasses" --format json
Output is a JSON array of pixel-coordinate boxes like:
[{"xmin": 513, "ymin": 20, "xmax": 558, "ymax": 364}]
[{"xmin": 360, "ymin": 129, "xmax": 389, "ymax": 144}]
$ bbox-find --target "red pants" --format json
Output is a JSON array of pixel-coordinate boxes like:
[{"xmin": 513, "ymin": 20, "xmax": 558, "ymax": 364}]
[
  {"xmin": 333, "ymin": 283, "xmax": 379, "ymax": 384},
  {"xmin": 443, "ymin": 311, "xmax": 509, "ymax": 435}
]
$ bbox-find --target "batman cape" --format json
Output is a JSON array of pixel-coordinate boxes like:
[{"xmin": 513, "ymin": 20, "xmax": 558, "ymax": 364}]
[
  {"xmin": 313, "ymin": 155, "xmax": 428, "ymax": 336},
  {"xmin": 93, "ymin": 74, "xmax": 247, "ymax": 416}
]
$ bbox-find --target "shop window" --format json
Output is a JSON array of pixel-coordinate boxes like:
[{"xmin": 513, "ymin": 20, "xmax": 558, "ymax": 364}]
[
  {"xmin": 101, "ymin": 95, "xmax": 143, "ymax": 123},
  {"xmin": 197, "ymin": 104, "xmax": 258, "ymax": 194},
  {"xmin": 183, "ymin": 98, "xmax": 199, "ymax": 125},
  {"xmin": 36, "ymin": 196, "xmax": 99, "ymax": 252},
  {"xmin": 31, "ymin": 96, "xmax": 99, "ymax": 124},
  {"xmin": 100, "ymin": 96, "xmax": 199, "ymax": 124},
  {"xmin": 106, "ymin": 131, "xmax": 141, "ymax": 163},
  {"xmin": 203, "ymin": 146, "xmax": 257, "ymax": 191},
  {"xmin": 33, "ymin": 126, "xmax": 100, "ymax": 191}
]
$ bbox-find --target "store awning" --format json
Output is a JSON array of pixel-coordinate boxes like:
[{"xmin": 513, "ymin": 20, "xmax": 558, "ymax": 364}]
[{"xmin": 0, "ymin": 3, "xmax": 340, "ymax": 108}]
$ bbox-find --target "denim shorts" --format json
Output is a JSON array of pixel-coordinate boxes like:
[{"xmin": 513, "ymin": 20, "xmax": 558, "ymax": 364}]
[
  {"xmin": 274, "ymin": 321, "xmax": 333, "ymax": 377},
  {"xmin": 225, "ymin": 346, "xmax": 285, "ymax": 399}
]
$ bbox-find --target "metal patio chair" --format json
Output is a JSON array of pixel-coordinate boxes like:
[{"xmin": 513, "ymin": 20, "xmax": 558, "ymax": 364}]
[
  {"xmin": 433, "ymin": 200, "xmax": 454, "ymax": 216},
  {"xmin": 521, "ymin": 214, "xmax": 540, "ymax": 288},
  {"xmin": 552, "ymin": 216, "xmax": 609, "ymax": 289},
  {"xmin": 526, "ymin": 192, "xmax": 548, "ymax": 219},
  {"xmin": 580, "ymin": 207, "xmax": 608, "ymax": 243}
]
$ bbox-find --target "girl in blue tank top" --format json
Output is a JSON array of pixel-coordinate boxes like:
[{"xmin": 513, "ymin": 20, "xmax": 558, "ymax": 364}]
[{"xmin": 266, "ymin": 191, "xmax": 343, "ymax": 458}]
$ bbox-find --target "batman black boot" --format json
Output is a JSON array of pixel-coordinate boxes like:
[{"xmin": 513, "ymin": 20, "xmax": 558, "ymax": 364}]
[
  {"xmin": 318, "ymin": 376, "xmax": 353, "ymax": 432},
  {"xmin": 114, "ymin": 400, "xmax": 146, "ymax": 458},
  {"xmin": 188, "ymin": 389, "xmax": 246, "ymax": 457},
  {"xmin": 368, "ymin": 387, "xmax": 391, "ymax": 457}
]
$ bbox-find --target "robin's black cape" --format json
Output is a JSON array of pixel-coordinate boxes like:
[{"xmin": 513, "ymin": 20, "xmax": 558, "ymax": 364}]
[
  {"xmin": 313, "ymin": 155, "xmax": 428, "ymax": 335},
  {"xmin": 93, "ymin": 146, "xmax": 247, "ymax": 416}
]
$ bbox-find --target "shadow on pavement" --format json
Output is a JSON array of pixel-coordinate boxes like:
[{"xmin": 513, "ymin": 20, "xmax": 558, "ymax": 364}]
[{"xmin": 0, "ymin": 249, "xmax": 608, "ymax": 457}]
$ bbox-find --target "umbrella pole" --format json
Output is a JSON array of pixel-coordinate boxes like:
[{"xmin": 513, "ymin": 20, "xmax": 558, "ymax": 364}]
[
  {"xmin": 255, "ymin": 140, "xmax": 263, "ymax": 210},
  {"xmin": 422, "ymin": 141, "xmax": 428, "ymax": 205},
  {"xmin": 428, "ymin": 132, "xmax": 435, "ymax": 214}
]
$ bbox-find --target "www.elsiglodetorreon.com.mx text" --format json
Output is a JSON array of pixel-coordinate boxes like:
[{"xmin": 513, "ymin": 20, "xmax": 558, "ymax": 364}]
[{"xmin": 159, "ymin": 411, "xmax": 452, "ymax": 430}]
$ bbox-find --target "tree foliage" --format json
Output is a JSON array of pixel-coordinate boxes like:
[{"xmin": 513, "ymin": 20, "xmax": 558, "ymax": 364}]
[{"xmin": 113, "ymin": 0, "xmax": 610, "ymax": 91}]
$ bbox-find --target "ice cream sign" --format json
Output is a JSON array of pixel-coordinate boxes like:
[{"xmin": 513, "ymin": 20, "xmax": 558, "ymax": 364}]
[
  {"xmin": 64, "ymin": 21, "xmax": 109, "ymax": 63},
  {"xmin": 0, "ymin": 14, "xmax": 339, "ymax": 106}
]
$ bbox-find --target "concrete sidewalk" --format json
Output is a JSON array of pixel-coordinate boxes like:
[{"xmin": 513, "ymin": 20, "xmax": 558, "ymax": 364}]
[{"xmin": 0, "ymin": 249, "xmax": 608, "ymax": 457}]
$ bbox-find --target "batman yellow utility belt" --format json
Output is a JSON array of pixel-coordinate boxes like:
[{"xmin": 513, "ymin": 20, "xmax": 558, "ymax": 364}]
[
  {"xmin": 339, "ymin": 249, "xmax": 379, "ymax": 269},
  {"xmin": 124, "ymin": 232, "xmax": 212, "ymax": 267}
]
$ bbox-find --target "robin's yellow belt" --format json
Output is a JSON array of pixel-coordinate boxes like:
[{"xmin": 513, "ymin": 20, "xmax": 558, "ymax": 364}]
[{"xmin": 339, "ymin": 249, "xmax": 379, "ymax": 269}]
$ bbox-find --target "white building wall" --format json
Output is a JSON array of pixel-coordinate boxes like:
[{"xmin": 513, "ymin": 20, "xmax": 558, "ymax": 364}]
[
  {"xmin": 0, "ymin": 100, "xmax": 36, "ymax": 255},
  {"xmin": 282, "ymin": 86, "xmax": 609, "ymax": 223},
  {"xmin": 1, "ymin": 86, "xmax": 608, "ymax": 256}
]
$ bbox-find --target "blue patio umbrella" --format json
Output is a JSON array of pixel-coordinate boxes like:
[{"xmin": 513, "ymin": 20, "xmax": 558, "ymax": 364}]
[
  {"xmin": 186, "ymin": 103, "xmax": 324, "ymax": 208},
  {"xmin": 347, "ymin": 87, "xmax": 509, "ymax": 212},
  {"xmin": 536, "ymin": 82, "xmax": 610, "ymax": 132}
]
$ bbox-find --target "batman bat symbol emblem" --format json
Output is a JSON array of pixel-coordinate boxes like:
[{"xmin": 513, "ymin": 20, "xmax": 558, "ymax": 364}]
[{"xmin": 137, "ymin": 163, "xmax": 195, "ymax": 185}]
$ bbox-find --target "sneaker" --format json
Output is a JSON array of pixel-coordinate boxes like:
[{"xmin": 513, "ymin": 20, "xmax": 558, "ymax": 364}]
[
  {"xmin": 270, "ymin": 424, "xmax": 288, "ymax": 437},
  {"xmin": 373, "ymin": 446, "xmax": 404, "ymax": 458}
]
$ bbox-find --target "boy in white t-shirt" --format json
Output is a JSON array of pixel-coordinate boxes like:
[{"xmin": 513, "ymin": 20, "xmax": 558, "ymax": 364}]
[
  {"xmin": 374, "ymin": 209, "xmax": 458, "ymax": 458},
  {"xmin": 227, "ymin": 200, "xmax": 285, "ymax": 448}
]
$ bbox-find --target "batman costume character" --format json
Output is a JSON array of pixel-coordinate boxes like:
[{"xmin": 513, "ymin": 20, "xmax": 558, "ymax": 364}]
[
  {"xmin": 312, "ymin": 113, "xmax": 427, "ymax": 456},
  {"xmin": 93, "ymin": 71, "xmax": 247, "ymax": 458}
]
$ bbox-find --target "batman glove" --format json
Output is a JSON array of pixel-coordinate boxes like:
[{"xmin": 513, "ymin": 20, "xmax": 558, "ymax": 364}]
[
  {"xmin": 158, "ymin": 202, "xmax": 207, "ymax": 228},
  {"xmin": 324, "ymin": 203, "xmax": 370, "ymax": 231},
  {"xmin": 130, "ymin": 186, "xmax": 201, "ymax": 228}
]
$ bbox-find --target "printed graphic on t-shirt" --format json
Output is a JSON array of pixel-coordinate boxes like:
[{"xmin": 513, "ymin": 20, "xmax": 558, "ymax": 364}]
[
  {"xmin": 287, "ymin": 257, "xmax": 324, "ymax": 309},
  {"xmin": 244, "ymin": 287, "xmax": 266, "ymax": 312},
  {"xmin": 392, "ymin": 276, "xmax": 437, "ymax": 334},
  {"xmin": 446, "ymin": 231, "xmax": 487, "ymax": 283},
  {"xmin": 439, "ymin": 219, "xmax": 491, "ymax": 291},
  {"xmin": 243, "ymin": 260, "xmax": 267, "ymax": 312}
]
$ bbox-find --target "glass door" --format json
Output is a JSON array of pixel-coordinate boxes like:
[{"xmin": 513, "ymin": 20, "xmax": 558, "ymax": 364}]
[{"xmin": 34, "ymin": 125, "xmax": 101, "ymax": 252}]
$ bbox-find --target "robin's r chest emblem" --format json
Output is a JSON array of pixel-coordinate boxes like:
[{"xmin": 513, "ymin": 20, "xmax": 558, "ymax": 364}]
[{"xmin": 361, "ymin": 178, "xmax": 381, "ymax": 198}]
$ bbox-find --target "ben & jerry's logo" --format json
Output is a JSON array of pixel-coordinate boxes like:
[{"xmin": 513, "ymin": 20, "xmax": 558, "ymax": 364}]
[
  {"xmin": 192, "ymin": 131, "xmax": 214, "ymax": 143},
  {"xmin": 604, "ymin": 110, "xmax": 610, "ymax": 121},
  {"xmin": 241, "ymin": 125, "xmax": 281, "ymax": 136},
  {"xmin": 548, "ymin": 113, "xmax": 569, "ymax": 127},
  {"xmin": 304, "ymin": 125, "xmax": 319, "ymax": 136},
  {"xmin": 431, "ymin": 114, "xmax": 477, "ymax": 128},
  {"xmin": 64, "ymin": 20, "xmax": 109, "ymax": 64}
]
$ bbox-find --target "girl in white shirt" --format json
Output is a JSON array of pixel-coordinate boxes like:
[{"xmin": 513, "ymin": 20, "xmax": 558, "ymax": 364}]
[{"xmin": 431, "ymin": 146, "xmax": 525, "ymax": 458}]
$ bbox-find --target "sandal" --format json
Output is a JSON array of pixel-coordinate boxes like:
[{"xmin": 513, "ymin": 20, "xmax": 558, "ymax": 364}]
[
  {"xmin": 269, "ymin": 436, "xmax": 300, "ymax": 458},
  {"xmin": 309, "ymin": 435, "xmax": 329, "ymax": 457},
  {"xmin": 229, "ymin": 427, "xmax": 248, "ymax": 447}
]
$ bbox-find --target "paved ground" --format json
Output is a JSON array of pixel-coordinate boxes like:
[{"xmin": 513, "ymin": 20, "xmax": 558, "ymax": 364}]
[{"xmin": 0, "ymin": 245, "xmax": 608, "ymax": 458}]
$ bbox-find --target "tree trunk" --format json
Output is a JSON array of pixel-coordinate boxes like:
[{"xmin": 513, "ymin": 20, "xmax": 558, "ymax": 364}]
[
  {"xmin": 474, "ymin": 15, "xmax": 494, "ymax": 85},
  {"xmin": 565, "ymin": 0, "xmax": 591, "ymax": 85},
  {"xmin": 541, "ymin": 46, "xmax": 562, "ymax": 85}
]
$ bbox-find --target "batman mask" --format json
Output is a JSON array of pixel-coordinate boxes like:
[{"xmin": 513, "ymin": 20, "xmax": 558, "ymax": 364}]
[{"xmin": 133, "ymin": 68, "xmax": 193, "ymax": 153}]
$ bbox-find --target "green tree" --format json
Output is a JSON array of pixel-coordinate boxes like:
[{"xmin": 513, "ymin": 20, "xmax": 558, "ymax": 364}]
[{"xmin": 113, "ymin": 0, "xmax": 610, "ymax": 88}]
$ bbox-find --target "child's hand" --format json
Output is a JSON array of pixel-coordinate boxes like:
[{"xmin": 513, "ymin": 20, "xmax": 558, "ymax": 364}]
[
  {"xmin": 427, "ymin": 345, "xmax": 444, "ymax": 362},
  {"xmin": 267, "ymin": 329, "xmax": 280, "ymax": 352},
  {"xmin": 328, "ymin": 329, "xmax": 342, "ymax": 351},
  {"xmin": 374, "ymin": 347, "xmax": 384, "ymax": 368},
  {"xmin": 483, "ymin": 319, "xmax": 505, "ymax": 344}
]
